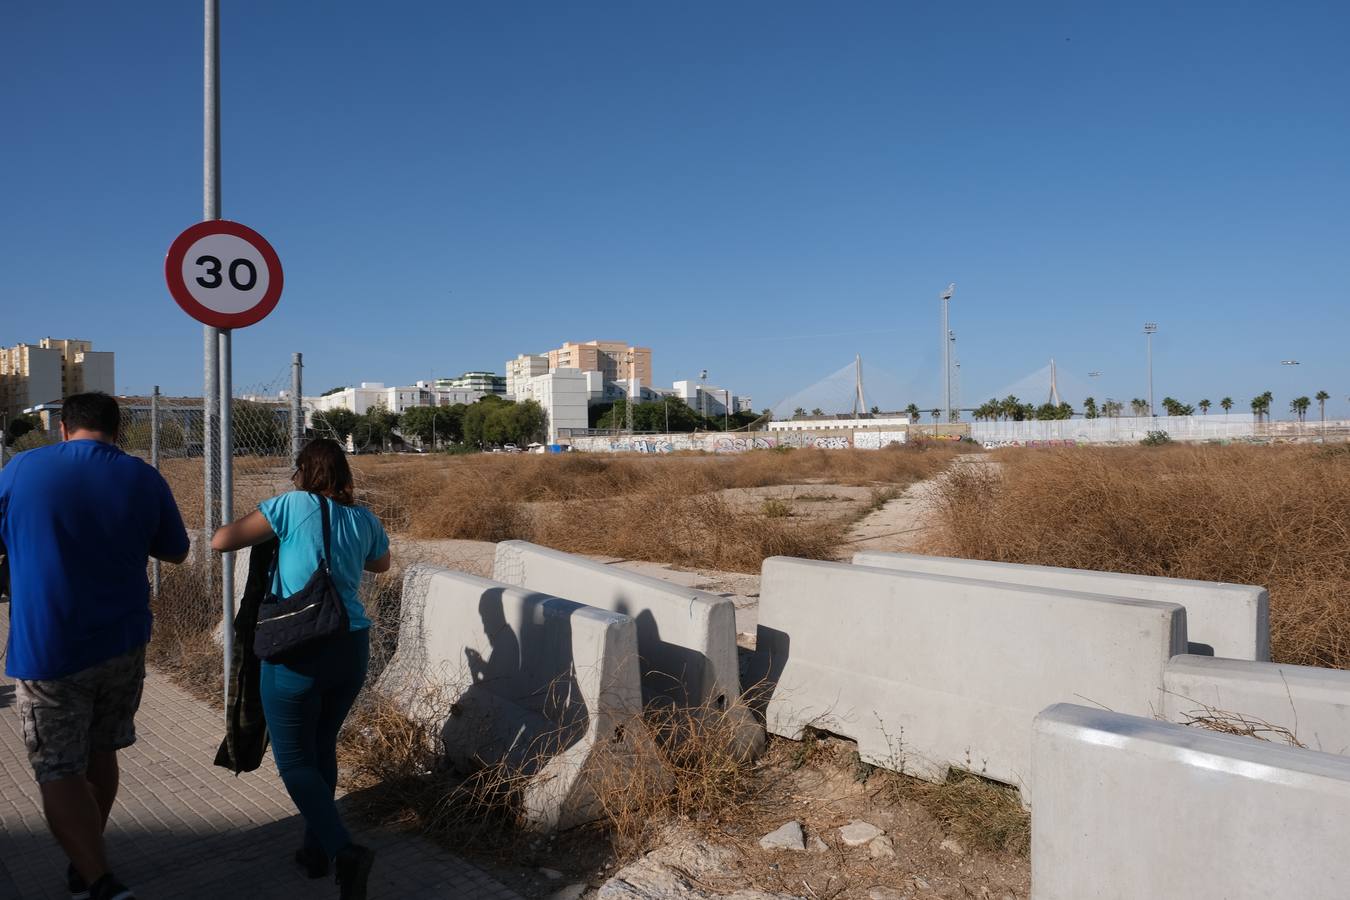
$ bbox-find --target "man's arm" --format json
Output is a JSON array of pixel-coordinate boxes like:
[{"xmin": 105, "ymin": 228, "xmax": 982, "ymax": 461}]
[{"xmin": 150, "ymin": 470, "xmax": 191, "ymax": 565}]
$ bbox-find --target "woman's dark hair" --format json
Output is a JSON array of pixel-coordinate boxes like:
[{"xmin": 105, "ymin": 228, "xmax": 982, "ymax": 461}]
[{"xmin": 294, "ymin": 439, "xmax": 355, "ymax": 505}]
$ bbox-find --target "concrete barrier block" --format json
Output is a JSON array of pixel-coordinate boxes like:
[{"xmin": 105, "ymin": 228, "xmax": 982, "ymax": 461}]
[
  {"xmin": 1163, "ymin": 654, "xmax": 1350, "ymax": 756},
  {"xmin": 853, "ymin": 550, "xmax": 1268, "ymax": 661},
  {"xmin": 1032, "ymin": 703, "xmax": 1350, "ymax": 899},
  {"xmin": 758, "ymin": 557, "xmax": 1186, "ymax": 800},
  {"xmin": 493, "ymin": 541, "xmax": 763, "ymax": 757},
  {"xmin": 378, "ymin": 564, "xmax": 658, "ymax": 831}
]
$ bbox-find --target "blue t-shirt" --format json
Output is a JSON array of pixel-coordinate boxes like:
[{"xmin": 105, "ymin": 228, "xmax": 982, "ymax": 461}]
[
  {"xmin": 0, "ymin": 440, "xmax": 190, "ymax": 680},
  {"xmin": 258, "ymin": 491, "xmax": 388, "ymax": 631}
]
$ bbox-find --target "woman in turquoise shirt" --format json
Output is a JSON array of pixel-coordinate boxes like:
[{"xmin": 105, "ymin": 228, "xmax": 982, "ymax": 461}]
[{"xmin": 213, "ymin": 439, "xmax": 390, "ymax": 900}]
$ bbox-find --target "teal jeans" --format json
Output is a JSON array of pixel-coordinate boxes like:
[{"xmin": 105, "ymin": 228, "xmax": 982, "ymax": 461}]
[{"xmin": 259, "ymin": 627, "xmax": 369, "ymax": 857}]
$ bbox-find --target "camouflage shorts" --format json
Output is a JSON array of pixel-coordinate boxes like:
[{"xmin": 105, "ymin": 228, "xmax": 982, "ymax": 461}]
[{"xmin": 15, "ymin": 645, "xmax": 146, "ymax": 784}]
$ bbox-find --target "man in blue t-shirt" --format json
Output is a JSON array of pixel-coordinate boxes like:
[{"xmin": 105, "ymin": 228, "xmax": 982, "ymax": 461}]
[{"xmin": 0, "ymin": 392, "xmax": 189, "ymax": 900}]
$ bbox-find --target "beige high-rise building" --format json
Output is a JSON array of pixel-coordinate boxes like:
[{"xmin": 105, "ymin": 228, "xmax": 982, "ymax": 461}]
[
  {"xmin": 546, "ymin": 340, "xmax": 652, "ymax": 387},
  {"xmin": 0, "ymin": 338, "xmax": 115, "ymax": 422}
]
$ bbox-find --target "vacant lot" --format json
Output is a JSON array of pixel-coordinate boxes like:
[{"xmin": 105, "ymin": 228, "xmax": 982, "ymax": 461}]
[
  {"xmin": 352, "ymin": 444, "xmax": 963, "ymax": 573},
  {"xmin": 925, "ymin": 443, "xmax": 1350, "ymax": 669}
]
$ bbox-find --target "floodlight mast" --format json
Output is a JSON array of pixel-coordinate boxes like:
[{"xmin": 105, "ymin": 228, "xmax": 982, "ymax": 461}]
[
  {"xmin": 1143, "ymin": 322, "xmax": 1158, "ymax": 416},
  {"xmin": 940, "ymin": 284, "xmax": 956, "ymax": 423}
]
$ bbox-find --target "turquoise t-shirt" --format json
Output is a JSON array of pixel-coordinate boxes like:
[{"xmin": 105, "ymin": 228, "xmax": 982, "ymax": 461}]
[{"xmin": 258, "ymin": 491, "xmax": 389, "ymax": 631}]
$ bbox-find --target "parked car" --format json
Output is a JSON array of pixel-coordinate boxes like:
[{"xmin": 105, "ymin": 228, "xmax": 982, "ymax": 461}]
[{"xmin": 503, "ymin": 443, "xmax": 521, "ymax": 453}]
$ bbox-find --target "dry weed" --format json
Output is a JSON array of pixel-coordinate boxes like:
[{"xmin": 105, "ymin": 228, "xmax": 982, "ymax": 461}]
[{"xmin": 927, "ymin": 444, "xmax": 1350, "ymax": 668}]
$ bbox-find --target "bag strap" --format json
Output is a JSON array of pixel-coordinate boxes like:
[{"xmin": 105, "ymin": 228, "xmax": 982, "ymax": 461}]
[{"xmin": 314, "ymin": 493, "xmax": 332, "ymax": 565}]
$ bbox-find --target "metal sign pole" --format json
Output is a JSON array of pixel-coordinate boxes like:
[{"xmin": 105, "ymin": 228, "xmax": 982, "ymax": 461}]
[
  {"xmin": 220, "ymin": 330, "xmax": 234, "ymax": 709},
  {"xmin": 151, "ymin": 386, "xmax": 162, "ymax": 603},
  {"xmin": 204, "ymin": 0, "xmax": 231, "ymax": 710}
]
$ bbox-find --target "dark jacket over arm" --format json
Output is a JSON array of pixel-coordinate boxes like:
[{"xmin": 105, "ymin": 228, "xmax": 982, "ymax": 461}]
[{"xmin": 214, "ymin": 538, "xmax": 277, "ymax": 774}]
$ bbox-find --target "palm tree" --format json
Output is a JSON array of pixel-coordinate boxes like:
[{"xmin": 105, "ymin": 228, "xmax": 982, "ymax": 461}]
[
  {"xmin": 792, "ymin": 407, "xmax": 806, "ymax": 418},
  {"xmin": 1220, "ymin": 397, "xmax": 1233, "ymax": 414},
  {"xmin": 1083, "ymin": 397, "xmax": 1098, "ymax": 419},
  {"xmin": 1198, "ymin": 399, "xmax": 1211, "ymax": 415},
  {"xmin": 810, "ymin": 408, "xmax": 824, "ymax": 416},
  {"xmin": 1316, "ymin": 390, "xmax": 1330, "ymax": 439},
  {"xmin": 1130, "ymin": 398, "xmax": 1149, "ymax": 417},
  {"xmin": 905, "ymin": 403, "xmax": 921, "ymax": 422},
  {"xmin": 1291, "ymin": 396, "xmax": 1311, "ymax": 423}
]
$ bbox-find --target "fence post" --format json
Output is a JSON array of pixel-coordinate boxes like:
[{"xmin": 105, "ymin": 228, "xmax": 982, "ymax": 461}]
[
  {"xmin": 291, "ymin": 352, "xmax": 303, "ymax": 466},
  {"xmin": 151, "ymin": 387, "xmax": 161, "ymax": 603}
]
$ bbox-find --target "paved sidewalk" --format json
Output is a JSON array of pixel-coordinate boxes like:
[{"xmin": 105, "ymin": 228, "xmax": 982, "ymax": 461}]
[{"xmin": 0, "ymin": 603, "xmax": 523, "ymax": 900}]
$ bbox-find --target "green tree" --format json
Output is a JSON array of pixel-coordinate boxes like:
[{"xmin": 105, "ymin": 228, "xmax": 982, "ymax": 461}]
[
  {"xmin": 904, "ymin": 403, "xmax": 921, "ymax": 421},
  {"xmin": 1130, "ymin": 398, "xmax": 1149, "ymax": 417},
  {"xmin": 399, "ymin": 405, "xmax": 463, "ymax": 448},
  {"xmin": 810, "ymin": 408, "xmax": 824, "ymax": 416},
  {"xmin": 461, "ymin": 395, "xmax": 509, "ymax": 448},
  {"xmin": 1083, "ymin": 397, "xmax": 1098, "ymax": 419},
  {"xmin": 792, "ymin": 407, "xmax": 806, "ymax": 419},
  {"xmin": 1198, "ymin": 399, "xmax": 1211, "ymax": 415},
  {"xmin": 232, "ymin": 401, "xmax": 286, "ymax": 454},
  {"xmin": 1316, "ymin": 390, "xmax": 1330, "ymax": 436},
  {"xmin": 869, "ymin": 405, "xmax": 881, "ymax": 415},
  {"xmin": 1220, "ymin": 397, "xmax": 1233, "ymax": 413},
  {"xmin": 4, "ymin": 413, "xmax": 41, "ymax": 446},
  {"xmin": 1291, "ymin": 396, "xmax": 1311, "ymax": 423},
  {"xmin": 312, "ymin": 408, "xmax": 359, "ymax": 442}
]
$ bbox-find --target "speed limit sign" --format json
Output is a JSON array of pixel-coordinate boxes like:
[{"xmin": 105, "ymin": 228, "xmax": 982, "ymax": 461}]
[{"xmin": 165, "ymin": 220, "xmax": 283, "ymax": 328}]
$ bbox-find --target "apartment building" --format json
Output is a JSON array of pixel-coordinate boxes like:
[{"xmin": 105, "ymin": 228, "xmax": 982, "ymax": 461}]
[
  {"xmin": 435, "ymin": 371, "xmax": 506, "ymax": 396},
  {"xmin": 546, "ymin": 340, "xmax": 652, "ymax": 387},
  {"xmin": 305, "ymin": 381, "xmax": 485, "ymax": 423},
  {"xmin": 0, "ymin": 338, "xmax": 115, "ymax": 422},
  {"xmin": 505, "ymin": 354, "xmax": 550, "ymax": 398}
]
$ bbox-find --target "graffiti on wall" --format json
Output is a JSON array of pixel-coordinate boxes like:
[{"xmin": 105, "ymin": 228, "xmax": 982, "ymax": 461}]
[
  {"xmin": 811, "ymin": 436, "xmax": 851, "ymax": 450},
  {"xmin": 982, "ymin": 439, "xmax": 1083, "ymax": 450},
  {"xmin": 712, "ymin": 436, "xmax": 777, "ymax": 453},
  {"xmin": 853, "ymin": 431, "xmax": 907, "ymax": 450}
]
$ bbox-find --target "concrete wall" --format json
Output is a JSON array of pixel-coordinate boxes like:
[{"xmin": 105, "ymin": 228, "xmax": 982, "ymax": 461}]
[
  {"xmin": 1031, "ymin": 703, "xmax": 1350, "ymax": 899},
  {"xmin": 1163, "ymin": 654, "xmax": 1350, "ymax": 756},
  {"xmin": 852, "ymin": 550, "xmax": 1269, "ymax": 661},
  {"xmin": 758, "ymin": 557, "xmax": 1186, "ymax": 800},
  {"xmin": 493, "ymin": 541, "xmax": 763, "ymax": 757},
  {"xmin": 973, "ymin": 413, "xmax": 1255, "ymax": 446},
  {"xmin": 567, "ymin": 430, "xmax": 912, "ymax": 453},
  {"xmin": 377, "ymin": 565, "xmax": 657, "ymax": 831}
]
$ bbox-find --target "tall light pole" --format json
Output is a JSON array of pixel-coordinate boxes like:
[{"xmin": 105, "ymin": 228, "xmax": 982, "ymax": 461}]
[
  {"xmin": 940, "ymin": 284, "xmax": 955, "ymax": 423},
  {"xmin": 1143, "ymin": 322, "xmax": 1158, "ymax": 416}
]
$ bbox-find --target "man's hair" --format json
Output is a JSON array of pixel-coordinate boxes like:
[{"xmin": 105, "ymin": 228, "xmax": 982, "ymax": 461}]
[{"xmin": 61, "ymin": 392, "xmax": 121, "ymax": 438}]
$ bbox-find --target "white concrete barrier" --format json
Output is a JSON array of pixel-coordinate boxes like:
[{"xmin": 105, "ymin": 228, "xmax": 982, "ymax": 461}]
[
  {"xmin": 493, "ymin": 541, "xmax": 763, "ymax": 757},
  {"xmin": 378, "ymin": 564, "xmax": 656, "ymax": 831},
  {"xmin": 758, "ymin": 557, "xmax": 1186, "ymax": 800},
  {"xmin": 853, "ymin": 550, "xmax": 1268, "ymax": 661},
  {"xmin": 1032, "ymin": 703, "xmax": 1350, "ymax": 899},
  {"xmin": 1163, "ymin": 654, "xmax": 1350, "ymax": 756}
]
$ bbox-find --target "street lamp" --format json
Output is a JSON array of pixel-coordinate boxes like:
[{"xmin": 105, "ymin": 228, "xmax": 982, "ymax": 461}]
[
  {"xmin": 1143, "ymin": 323, "xmax": 1158, "ymax": 416},
  {"xmin": 940, "ymin": 284, "xmax": 955, "ymax": 423}
]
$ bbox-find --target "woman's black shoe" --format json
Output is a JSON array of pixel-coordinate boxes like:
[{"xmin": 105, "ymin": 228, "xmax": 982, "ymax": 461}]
[
  {"xmin": 335, "ymin": 844, "xmax": 375, "ymax": 900},
  {"xmin": 294, "ymin": 845, "xmax": 329, "ymax": 879}
]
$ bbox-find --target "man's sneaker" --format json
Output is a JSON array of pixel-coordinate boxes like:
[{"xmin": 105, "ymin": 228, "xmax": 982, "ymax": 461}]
[
  {"xmin": 334, "ymin": 844, "xmax": 375, "ymax": 900},
  {"xmin": 295, "ymin": 844, "xmax": 329, "ymax": 879},
  {"xmin": 67, "ymin": 864, "xmax": 90, "ymax": 900},
  {"xmin": 88, "ymin": 874, "xmax": 136, "ymax": 900}
]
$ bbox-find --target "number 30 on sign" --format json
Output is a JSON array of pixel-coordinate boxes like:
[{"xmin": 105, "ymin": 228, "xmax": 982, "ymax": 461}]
[{"xmin": 165, "ymin": 220, "xmax": 283, "ymax": 328}]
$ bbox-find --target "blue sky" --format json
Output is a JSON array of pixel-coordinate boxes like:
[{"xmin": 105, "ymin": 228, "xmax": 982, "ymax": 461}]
[{"xmin": 4, "ymin": 1, "xmax": 1348, "ymax": 416}]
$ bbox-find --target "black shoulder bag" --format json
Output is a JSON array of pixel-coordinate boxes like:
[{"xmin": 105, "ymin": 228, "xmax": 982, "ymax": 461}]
[{"xmin": 253, "ymin": 493, "xmax": 350, "ymax": 661}]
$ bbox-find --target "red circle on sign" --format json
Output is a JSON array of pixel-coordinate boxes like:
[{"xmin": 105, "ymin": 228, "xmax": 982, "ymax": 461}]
[{"xmin": 165, "ymin": 220, "xmax": 284, "ymax": 329}]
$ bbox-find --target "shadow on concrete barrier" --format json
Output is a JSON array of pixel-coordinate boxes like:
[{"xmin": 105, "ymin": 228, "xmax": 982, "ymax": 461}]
[
  {"xmin": 852, "ymin": 550, "xmax": 1269, "ymax": 661},
  {"xmin": 492, "ymin": 541, "xmax": 764, "ymax": 758},
  {"xmin": 757, "ymin": 557, "xmax": 1186, "ymax": 803},
  {"xmin": 1163, "ymin": 654, "xmax": 1350, "ymax": 756},
  {"xmin": 1031, "ymin": 703, "xmax": 1350, "ymax": 899},
  {"xmin": 377, "ymin": 564, "xmax": 661, "ymax": 831}
]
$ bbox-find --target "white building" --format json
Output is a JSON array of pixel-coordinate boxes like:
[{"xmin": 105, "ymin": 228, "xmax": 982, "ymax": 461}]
[
  {"xmin": 436, "ymin": 371, "xmax": 506, "ymax": 396},
  {"xmin": 305, "ymin": 381, "xmax": 484, "ymax": 423},
  {"xmin": 505, "ymin": 354, "xmax": 550, "ymax": 398},
  {"xmin": 511, "ymin": 369, "xmax": 589, "ymax": 444},
  {"xmin": 671, "ymin": 380, "xmax": 751, "ymax": 418}
]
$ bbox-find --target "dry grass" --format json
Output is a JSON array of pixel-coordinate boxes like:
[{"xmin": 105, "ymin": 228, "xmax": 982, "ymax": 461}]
[
  {"xmin": 354, "ymin": 445, "xmax": 959, "ymax": 573},
  {"xmin": 927, "ymin": 444, "xmax": 1350, "ymax": 668}
]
